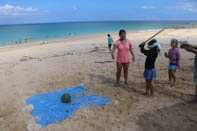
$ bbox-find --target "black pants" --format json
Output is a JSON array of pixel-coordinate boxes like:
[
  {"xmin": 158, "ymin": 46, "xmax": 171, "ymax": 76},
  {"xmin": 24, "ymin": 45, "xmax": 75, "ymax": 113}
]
[{"xmin": 108, "ymin": 44, "xmax": 112, "ymax": 49}]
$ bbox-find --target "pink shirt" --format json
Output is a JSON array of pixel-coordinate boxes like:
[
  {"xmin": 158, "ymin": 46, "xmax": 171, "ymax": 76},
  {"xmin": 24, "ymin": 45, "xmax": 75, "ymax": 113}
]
[{"xmin": 115, "ymin": 40, "xmax": 131, "ymax": 63}]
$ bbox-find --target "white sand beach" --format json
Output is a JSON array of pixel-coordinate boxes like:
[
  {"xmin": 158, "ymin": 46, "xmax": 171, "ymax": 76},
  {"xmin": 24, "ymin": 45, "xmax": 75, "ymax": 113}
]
[{"xmin": 0, "ymin": 28, "xmax": 197, "ymax": 131}]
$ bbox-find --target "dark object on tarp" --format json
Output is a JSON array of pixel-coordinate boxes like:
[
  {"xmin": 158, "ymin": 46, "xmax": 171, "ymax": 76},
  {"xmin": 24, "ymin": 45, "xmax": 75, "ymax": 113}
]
[{"xmin": 61, "ymin": 93, "xmax": 71, "ymax": 103}]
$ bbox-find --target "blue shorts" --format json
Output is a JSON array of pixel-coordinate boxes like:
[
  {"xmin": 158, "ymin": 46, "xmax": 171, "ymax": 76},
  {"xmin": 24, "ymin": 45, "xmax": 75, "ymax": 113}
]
[
  {"xmin": 168, "ymin": 65, "xmax": 177, "ymax": 70},
  {"xmin": 144, "ymin": 68, "xmax": 156, "ymax": 80}
]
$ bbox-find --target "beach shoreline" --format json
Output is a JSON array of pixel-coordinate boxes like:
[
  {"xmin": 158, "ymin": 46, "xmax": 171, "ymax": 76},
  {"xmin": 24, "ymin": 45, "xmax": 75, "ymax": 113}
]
[{"xmin": 1, "ymin": 27, "xmax": 196, "ymax": 52}]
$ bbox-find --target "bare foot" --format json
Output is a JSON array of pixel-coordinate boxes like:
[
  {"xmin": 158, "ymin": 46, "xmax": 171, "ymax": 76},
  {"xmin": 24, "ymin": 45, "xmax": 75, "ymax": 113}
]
[
  {"xmin": 124, "ymin": 82, "xmax": 129, "ymax": 85},
  {"xmin": 151, "ymin": 93, "xmax": 155, "ymax": 97}
]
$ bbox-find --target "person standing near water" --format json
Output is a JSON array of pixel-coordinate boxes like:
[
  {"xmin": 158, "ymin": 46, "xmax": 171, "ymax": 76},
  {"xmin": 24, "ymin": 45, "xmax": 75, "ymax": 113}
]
[
  {"xmin": 111, "ymin": 30, "xmax": 135, "ymax": 86},
  {"xmin": 107, "ymin": 34, "xmax": 113, "ymax": 51}
]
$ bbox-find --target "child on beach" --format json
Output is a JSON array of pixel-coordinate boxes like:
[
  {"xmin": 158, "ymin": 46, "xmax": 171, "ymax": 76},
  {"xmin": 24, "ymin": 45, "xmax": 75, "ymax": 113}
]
[
  {"xmin": 185, "ymin": 45, "xmax": 197, "ymax": 101},
  {"xmin": 139, "ymin": 39, "xmax": 161, "ymax": 96},
  {"xmin": 164, "ymin": 38, "xmax": 181, "ymax": 86},
  {"xmin": 107, "ymin": 34, "xmax": 113, "ymax": 51}
]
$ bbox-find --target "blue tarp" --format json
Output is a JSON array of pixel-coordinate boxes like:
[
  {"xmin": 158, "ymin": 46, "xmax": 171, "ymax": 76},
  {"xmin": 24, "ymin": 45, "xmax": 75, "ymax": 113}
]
[{"xmin": 26, "ymin": 85, "xmax": 112, "ymax": 126}]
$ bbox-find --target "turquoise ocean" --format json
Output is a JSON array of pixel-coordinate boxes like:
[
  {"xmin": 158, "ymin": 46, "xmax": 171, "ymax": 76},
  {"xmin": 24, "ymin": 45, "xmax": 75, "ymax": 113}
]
[{"xmin": 0, "ymin": 21, "xmax": 197, "ymax": 46}]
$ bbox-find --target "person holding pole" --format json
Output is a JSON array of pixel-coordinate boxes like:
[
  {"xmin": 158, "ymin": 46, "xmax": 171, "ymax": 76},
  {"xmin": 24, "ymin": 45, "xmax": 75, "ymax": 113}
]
[
  {"xmin": 138, "ymin": 28, "xmax": 164, "ymax": 96},
  {"xmin": 139, "ymin": 39, "xmax": 161, "ymax": 96}
]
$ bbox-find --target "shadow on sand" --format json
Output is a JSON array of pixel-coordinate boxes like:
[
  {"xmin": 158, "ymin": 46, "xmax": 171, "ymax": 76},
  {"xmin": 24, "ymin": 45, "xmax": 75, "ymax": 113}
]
[
  {"xmin": 138, "ymin": 101, "xmax": 197, "ymax": 131},
  {"xmin": 89, "ymin": 73, "xmax": 194, "ymax": 100}
]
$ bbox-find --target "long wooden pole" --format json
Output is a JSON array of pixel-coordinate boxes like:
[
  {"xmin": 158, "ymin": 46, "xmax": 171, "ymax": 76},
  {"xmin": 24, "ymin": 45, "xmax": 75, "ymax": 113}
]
[{"xmin": 144, "ymin": 28, "xmax": 166, "ymax": 43}]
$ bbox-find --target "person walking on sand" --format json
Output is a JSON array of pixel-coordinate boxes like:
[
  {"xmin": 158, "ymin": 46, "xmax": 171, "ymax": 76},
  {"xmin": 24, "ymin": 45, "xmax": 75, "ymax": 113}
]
[
  {"xmin": 111, "ymin": 29, "xmax": 135, "ymax": 86},
  {"xmin": 107, "ymin": 34, "xmax": 113, "ymax": 51},
  {"xmin": 164, "ymin": 38, "xmax": 181, "ymax": 86},
  {"xmin": 185, "ymin": 45, "xmax": 197, "ymax": 101},
  {"xmin": 139, "ymin": 39, "xmax": 161, "ymax": 96}
]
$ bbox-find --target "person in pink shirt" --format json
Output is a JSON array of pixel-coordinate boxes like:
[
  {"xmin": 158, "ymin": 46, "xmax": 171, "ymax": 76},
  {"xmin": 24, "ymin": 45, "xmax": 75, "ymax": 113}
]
[
  {"xmin": 111, "ymin": 29, "xmax": 135, "ymax": 86},
  {"xmin": 165, "ymin": 38, "xmax": 181, "ymax": 86}
]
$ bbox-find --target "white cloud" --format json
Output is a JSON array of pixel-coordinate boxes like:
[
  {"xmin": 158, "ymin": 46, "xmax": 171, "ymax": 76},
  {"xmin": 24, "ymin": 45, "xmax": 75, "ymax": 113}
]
[
  {"xmin": 0, "ymin": 4, "xmax": 46, "ymax": 16},
  {"xmin": 175, "ymin": 2, "xmax": 197, "ymax": 12},
  {"xmin": 141, "ymin": 6, "xmax": 156, "ymax": 9}
]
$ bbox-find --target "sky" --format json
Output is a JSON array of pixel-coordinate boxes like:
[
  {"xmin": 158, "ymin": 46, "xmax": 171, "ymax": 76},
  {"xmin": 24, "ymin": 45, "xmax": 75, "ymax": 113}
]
[{"xmin": 0, "ymin": 0, "xmax": 197, "ymax": 25}]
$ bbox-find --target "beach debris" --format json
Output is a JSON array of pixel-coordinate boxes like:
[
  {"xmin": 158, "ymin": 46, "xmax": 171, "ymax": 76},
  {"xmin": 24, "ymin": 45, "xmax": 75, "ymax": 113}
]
[
  {"xmin": 89, "ymin": 46, "xmax": 99, "ymax": 53},
  {"xmin": 23, "ymin": 104, "xmax": 34, "ymax": 112},
  {"xmin": 45, "ymin": 52, "xmax": 74, "ymax": 58},
  {"xmin": 42, "ymin": 53, "xmax": 74, "ymax": 59},
  {"xmin": 26, "ymin": 123, "xmax": 41, "ymax": 131},
  {"xmin": 95, "ymin": 61, "xmax": 114, "ymax": 64},
  {"xmin": 20, "ymin": 56, "xmax": 42, "ymax": 61},
  {"xmin": 20, "ymin": 56, "xmax": 32, "ymax": 61},
  {"xmin": 61, "ymin": 93, "xmax": 71, "ymax": 103}
]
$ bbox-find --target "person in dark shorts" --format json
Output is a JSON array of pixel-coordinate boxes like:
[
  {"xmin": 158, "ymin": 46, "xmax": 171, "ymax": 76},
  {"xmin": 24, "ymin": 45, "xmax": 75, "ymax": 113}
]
[
  {"xmin": 139, "ymin": 39, "xmax": 161, "ymax": 96},
  {"xmin": 108, "ymin": 34, "xmax": 113, "ymax": 51}
]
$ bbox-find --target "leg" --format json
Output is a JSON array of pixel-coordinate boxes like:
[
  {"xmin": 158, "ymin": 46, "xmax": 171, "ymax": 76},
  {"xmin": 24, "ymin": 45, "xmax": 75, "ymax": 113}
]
[
  {"xmin": 123, "ymin": 63, "xmax": 129, "ymax": 84},
  {"xmin": 168, "ymin": 70, "xmax": 172, "ymax": 82},
  {"xmin": 145, "ymin": 79, "xmax": 150, "ymax": 95},
  {"xmin": 109, "ymin": 44, "xmax": 111, "ymax": 51},
  {"xmin": 116, "ymin": 63, "xmax": 122, "ymax": 84},
  {"xmin": 171, "ymin": 70, "xmax": 176, "ymax": 86},
  {"xmin": 149, "ymin": 79, "xmax": 155, "ymax": 96}
]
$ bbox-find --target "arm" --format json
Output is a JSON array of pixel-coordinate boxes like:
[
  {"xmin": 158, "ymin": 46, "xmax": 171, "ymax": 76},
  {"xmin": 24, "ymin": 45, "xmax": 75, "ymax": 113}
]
[
  {"xmin": 139, "ymin": 43, "xmax": 150, "ymax": 56},
  {"xmin": 164, "ymin": 50, "xmax": 169, "ymax": 58},
  {"xmin": 130, "ymin": 44, "xmax": 135, "ymax": 62},
  {"xmin": 185, "ymin": 46, "xmax": 197, "ymax": 54},
  {"xmin": 111, "ymin": 44, "xmax": 117, "ymax": 59}
]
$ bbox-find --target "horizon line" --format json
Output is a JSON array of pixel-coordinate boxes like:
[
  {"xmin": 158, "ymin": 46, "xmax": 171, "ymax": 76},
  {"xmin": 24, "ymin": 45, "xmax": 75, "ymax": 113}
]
[{"xmin": 0, "ymin": 20, "xmax": 197, "ymax": 26}]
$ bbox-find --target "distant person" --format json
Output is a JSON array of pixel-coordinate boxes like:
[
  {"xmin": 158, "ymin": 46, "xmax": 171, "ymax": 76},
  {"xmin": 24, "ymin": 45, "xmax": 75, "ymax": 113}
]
[
  {"xmin": 40, "ymin": 40, "xmax": 47, "ymax": 45},
  {"xmin": 139, "ymin": 39, "xmax": 161, "ymax": 96},
  {"xmin": 164, "ymin": 38, "xmax": 181, "ymax": 86},
  {"xmin": 111, "ymin": 29, "xmax": 135, "ymax": 86},
  {"xmin": 107, "ymin": 34, "xmax": 113, "ymax": 51},
  {"xmin": 185, "ymin": 45, "xmax": 197, "ymax": 101},
  {"xmin": 10, "ymin": 41, "xmax": 14, "ymax": 45}
]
